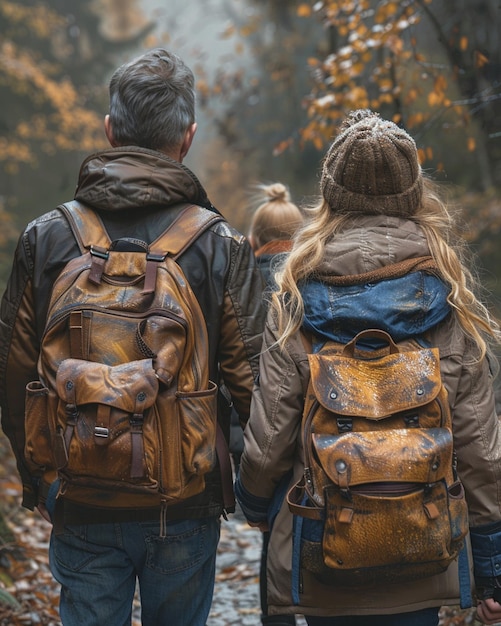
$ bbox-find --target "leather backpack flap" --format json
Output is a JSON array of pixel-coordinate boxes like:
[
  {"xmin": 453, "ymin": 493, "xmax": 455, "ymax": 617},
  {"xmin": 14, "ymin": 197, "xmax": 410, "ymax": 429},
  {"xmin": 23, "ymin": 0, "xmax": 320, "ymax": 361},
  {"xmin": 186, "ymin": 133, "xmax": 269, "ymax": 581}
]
[
  {"xmin": 54, "ymin": 358, "xmax": 158, "ymax": 478},
  {"xmin": 312, "ymin": 427, "xmax": 453, "ymax": 490},
  {"xmin": 308, "ymin": 343, "xmax": 443, "ymax": 422}
]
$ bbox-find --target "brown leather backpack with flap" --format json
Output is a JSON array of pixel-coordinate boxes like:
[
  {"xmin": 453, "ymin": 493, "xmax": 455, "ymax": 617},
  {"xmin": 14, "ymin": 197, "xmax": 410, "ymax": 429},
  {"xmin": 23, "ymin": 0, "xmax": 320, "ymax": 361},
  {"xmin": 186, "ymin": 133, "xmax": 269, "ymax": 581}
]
[
  {"xmin": 288, "ymin": 328, "xmax": 469, "ymax": 586},
  {"xmin": 24, "ymin": 200, "xmax": 226, "ymax": 514}
]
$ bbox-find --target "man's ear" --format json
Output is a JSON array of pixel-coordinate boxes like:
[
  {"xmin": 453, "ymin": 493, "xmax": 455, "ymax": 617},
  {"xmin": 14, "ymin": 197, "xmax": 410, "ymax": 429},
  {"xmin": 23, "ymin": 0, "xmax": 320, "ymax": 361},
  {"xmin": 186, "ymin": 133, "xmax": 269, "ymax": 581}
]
[
  {"xmin": 179, "ymin": 123, "xmax": 197, "ymax": 162},
  {"xmin": 104, "ymin": 115, "xmax": 118, "ymax": 147}
]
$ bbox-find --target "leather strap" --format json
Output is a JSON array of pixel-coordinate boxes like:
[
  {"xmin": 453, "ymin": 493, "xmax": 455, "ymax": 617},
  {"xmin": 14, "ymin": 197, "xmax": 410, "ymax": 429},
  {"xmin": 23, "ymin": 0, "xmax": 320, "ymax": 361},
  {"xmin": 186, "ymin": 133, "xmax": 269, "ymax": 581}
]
[
  {"xmin": 59, "ymin": 201, "xmax": 110, "ymax": 252},
  {"xmin": 286, "ymin": 479, "xmax": 323, "ymax": 520},
  {"xmin": 149, "ymin": 203, "xmax": 225, "ymax": 260}
]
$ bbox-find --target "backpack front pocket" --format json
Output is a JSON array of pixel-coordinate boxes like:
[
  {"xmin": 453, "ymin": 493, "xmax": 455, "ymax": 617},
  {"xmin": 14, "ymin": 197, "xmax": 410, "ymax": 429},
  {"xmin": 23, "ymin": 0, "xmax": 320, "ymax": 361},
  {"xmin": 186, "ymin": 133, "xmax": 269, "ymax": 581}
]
[
  {"xmin": 158, "ymin": 381, "xmax": 218, "ymax": 501},
  {"xmin": 300, "ymin": 426, "xmax": 468, "ymax": 586},
  {"xmin": 54, "ymin": 358, "xmax": 159, "ymax": 486}
]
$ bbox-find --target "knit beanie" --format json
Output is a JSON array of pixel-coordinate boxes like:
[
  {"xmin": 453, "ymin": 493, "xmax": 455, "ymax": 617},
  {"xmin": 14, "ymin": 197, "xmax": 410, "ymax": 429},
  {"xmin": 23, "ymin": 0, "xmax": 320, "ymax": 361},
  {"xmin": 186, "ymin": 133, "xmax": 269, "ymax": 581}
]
[{"xmin": 321, "ymin": 110, "xmax": 423, "ymax": 216}]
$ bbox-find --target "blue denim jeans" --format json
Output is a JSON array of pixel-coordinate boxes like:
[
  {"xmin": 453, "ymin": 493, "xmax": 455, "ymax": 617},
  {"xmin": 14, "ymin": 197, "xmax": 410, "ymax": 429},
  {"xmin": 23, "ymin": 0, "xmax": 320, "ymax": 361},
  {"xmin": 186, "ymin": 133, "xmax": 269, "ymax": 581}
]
[
  {"xmin": 48, "ymin": 516, "xmax": 220, "ymax": 626},
  {"xmin": 305, "ymin": 608, "xmax": 439, "ymax": 626}
]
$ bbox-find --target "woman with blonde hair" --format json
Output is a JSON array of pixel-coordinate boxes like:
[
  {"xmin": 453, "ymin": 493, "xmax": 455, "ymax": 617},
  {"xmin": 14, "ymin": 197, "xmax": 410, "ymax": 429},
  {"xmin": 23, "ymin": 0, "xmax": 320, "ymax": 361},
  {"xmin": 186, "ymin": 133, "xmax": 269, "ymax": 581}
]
[{"xmin": 236, "ymin": 110, "xmax": 501, "ymax": 625}]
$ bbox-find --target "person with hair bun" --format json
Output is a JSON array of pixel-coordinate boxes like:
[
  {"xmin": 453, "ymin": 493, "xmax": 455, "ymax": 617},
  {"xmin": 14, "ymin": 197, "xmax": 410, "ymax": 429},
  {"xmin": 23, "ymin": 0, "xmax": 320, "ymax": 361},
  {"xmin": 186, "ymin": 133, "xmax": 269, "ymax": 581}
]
[
  {"xmin": 236, "ymin": 110, "xmax": 501, "ymax": 625},
  {"xmin": 231, "ymin": 182, "xmax": 303, "ymax": 471},
  {"xmin": 248, "ymin": 182, "xmax": 303, "ymax": 298},
  {"xmin": 236, "ymin": 182, "xmax": 302, "ymax": 626}
]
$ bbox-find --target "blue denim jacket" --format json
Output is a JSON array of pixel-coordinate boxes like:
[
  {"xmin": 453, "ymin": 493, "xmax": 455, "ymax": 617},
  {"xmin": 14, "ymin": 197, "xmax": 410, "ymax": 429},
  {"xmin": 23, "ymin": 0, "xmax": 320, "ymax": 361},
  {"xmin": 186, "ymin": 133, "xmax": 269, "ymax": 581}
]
[{"xmin": 301, "ymin": 271, "xmax": 451, "ymax": 349}]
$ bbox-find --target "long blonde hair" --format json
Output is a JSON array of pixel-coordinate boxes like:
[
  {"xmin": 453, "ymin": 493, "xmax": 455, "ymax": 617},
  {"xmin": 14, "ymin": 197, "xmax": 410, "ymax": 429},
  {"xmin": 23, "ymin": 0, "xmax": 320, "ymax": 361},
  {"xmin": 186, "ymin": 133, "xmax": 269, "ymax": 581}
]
[{"xmin": 272, "ymin": 176, "xmax": 501, "ymax": 360}]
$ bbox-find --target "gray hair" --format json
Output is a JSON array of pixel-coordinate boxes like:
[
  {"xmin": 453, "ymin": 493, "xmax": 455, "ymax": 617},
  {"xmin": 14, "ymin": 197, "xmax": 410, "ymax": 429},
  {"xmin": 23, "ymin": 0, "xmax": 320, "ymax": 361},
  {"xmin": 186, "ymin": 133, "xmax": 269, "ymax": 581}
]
[{"xmin": 108, "ymin": 48, "xmax": 195, "ymax": 151}]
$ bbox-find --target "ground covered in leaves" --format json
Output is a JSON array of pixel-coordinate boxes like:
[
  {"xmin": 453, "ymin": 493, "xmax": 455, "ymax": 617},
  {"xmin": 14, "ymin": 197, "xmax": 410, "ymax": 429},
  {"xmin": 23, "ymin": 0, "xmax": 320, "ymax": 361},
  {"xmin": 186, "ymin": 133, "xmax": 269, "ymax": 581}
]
[{"xmin": 0, "ymin": 432, "xmax": 483, "ymax": 625}]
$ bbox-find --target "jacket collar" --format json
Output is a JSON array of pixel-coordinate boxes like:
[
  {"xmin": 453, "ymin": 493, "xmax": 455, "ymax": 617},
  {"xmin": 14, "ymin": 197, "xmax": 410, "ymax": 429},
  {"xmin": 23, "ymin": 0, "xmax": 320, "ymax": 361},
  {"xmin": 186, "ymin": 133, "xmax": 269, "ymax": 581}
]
[{"xmin": 74, "ymin": 146, "xmax": 209, "ymax": 212}]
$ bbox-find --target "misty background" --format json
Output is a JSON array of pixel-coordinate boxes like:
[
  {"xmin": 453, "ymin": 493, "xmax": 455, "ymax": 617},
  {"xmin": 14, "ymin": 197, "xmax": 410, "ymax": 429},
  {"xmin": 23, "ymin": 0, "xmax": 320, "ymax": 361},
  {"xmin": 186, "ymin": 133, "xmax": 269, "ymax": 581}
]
[{"xmin": 1, "ymin": 0, "xmax": 500, "ymax": 310}]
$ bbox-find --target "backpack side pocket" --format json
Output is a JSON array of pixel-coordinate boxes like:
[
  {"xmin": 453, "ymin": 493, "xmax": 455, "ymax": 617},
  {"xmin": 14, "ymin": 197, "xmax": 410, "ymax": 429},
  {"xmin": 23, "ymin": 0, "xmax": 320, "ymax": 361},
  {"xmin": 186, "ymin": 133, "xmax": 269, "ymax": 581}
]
[{"xmin": 158, "ymin": 381, "xmax": 218, "ymax": 500}]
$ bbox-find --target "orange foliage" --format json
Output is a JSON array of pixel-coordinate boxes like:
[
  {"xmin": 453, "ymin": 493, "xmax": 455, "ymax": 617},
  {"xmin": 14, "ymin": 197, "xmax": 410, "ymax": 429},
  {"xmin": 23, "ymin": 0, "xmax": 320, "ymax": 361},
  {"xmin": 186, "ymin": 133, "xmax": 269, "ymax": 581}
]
[
  {"xmin": 297, "ymin": 4, "xmax": 312, "ymax": 18},
  {"xmin": 1, "ymin": 1, "xmax": 65, "ymax": 39},
  {"xmin": 475, "ymin": 50, "xmax": 489, "ymax": 68},
  {"xmin": 0, "ymin": 3, "xmax": 107, "ymax": 170},
  {"xmin": 290, "ymin": 0, "xmax": 490, "ymax": 169}
]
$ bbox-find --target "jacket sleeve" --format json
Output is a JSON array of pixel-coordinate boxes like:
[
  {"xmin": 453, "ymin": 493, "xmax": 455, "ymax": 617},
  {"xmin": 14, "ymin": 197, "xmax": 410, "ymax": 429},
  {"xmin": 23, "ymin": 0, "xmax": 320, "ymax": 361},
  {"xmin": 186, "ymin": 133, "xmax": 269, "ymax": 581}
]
[
  {"xmin": 444, "ymin": 347, "xmax": 501, "ymax": 526},
  {"xmin": 236, "ymin": 313, "xmax": 309, "ymax": 521},
  {"xmin": 1, "ymin": 210, "xmax": 83, "ymax": 509},
  {"xmin": 433, "ymin": 316, "xmax": 501, "ymax": 594},
  {"xmin": 0, "ymin": 230, "xmax": 40, "ymax": 509},
  {"xmin": 469, "ymin": 520, "xmax": 501, "ymax": 600},
  {"xmin": 453, "ymin": 352, "xmax": 501, "ymax": 594},
  {"xmin": 218, "ymin": 235, "xmax": 265, "ymax": 424}
]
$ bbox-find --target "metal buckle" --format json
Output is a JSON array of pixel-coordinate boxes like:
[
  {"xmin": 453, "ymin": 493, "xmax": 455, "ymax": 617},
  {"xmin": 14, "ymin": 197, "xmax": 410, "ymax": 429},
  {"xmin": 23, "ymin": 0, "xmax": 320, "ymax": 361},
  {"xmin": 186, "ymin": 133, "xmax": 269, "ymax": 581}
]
[
  {"xmin": 90, "ymin": 246, "xmax": 109, "ymax": 260},
  {"xmin": 94, "ymin": 426, "xmax": 109, "ymax": 438}
]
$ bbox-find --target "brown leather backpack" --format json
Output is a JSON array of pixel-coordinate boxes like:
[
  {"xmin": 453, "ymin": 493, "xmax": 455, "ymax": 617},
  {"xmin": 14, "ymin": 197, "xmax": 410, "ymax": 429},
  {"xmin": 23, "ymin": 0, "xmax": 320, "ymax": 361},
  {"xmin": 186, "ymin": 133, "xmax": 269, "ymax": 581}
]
[
  {"xmin": 287, "ymin": 328, "xmax": 469, "ymax": 586},
  {"xmin": 24, "ymin": 201, "xmax": 226, "ymax": 513}
]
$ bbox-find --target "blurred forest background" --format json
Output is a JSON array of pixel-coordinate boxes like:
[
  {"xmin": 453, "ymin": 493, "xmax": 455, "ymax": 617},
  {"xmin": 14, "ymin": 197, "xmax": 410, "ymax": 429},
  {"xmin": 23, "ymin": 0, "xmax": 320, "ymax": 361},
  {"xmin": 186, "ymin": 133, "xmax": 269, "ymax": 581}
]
[
  {"xmin": 0, "ymin": 1, "xmax": 500, "ymax": 622},
  {"xmin": 0, "ymin": 0, "xmax": 500, "ymax": 312}
]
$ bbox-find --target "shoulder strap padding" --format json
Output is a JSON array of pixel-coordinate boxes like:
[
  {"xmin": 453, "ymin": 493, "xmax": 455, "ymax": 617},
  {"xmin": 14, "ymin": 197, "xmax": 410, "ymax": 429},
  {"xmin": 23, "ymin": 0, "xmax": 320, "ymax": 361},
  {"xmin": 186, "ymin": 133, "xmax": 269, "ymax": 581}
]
[
  {"xmin": 59, "ymin": 200, "xmax": 110, "ymax": 253},
  {"xmin": 150, "ymin": 203, "xmax": 224, "ymax": 260},
  {"xmin": 59, "ymin": 200, "xmax": 225, "ymax": 258}
]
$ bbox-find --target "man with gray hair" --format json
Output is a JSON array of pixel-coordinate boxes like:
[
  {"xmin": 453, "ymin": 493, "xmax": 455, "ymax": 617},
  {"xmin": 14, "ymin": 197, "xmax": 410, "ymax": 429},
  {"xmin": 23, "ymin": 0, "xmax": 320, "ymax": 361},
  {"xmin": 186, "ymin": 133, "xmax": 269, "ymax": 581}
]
[{"xmin": 0, "ymin": 48, "xmax": 264, "ymax": 625}]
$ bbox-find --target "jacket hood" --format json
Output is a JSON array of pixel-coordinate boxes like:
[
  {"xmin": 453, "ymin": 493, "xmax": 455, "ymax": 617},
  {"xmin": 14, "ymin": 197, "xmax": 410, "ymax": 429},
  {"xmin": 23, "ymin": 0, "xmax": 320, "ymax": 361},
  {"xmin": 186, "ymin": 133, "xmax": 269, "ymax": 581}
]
[
  {"xmin": 317, "ymin": 214, "xmax": 429, "ymax": 277},
  {"xmin": 74, "ymin": 146, "xmax": 209, "ymax": 212},
  {"xmin": 301, "ymin": 215, "xmax": 451, "ymax": 344}
]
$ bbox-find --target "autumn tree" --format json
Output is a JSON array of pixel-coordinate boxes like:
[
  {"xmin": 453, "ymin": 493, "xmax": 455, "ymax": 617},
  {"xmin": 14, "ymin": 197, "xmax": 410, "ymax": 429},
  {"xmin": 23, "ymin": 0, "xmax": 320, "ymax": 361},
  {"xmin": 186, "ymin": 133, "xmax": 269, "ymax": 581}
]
[
  {"xmin": 206, "ymin": 0, "xmax": 500, "ymax": 298},
  {"xmin": 0, "ymin": 0, "xmax": 154, "ymax": 245},
  {"xmin": 298, "ymin": 0, "xmax": 501, "ymax": 189},
  {"xmin": 1, "ymin": 2, "xmax": 103, "ymax": 174}
]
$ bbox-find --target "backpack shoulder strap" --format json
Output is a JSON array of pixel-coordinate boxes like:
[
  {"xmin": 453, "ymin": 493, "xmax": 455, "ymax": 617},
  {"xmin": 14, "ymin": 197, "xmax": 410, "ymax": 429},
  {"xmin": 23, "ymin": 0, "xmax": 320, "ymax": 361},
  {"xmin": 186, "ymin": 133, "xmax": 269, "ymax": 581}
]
[
  {"xmin": 149, "ymin": 204, "xmax": 225, "ymax": 260},
  {"xmin": 60, "ymin": 200, "xmax": 224, "ymax": 258},
  {"xmin": 142, "ymin": 204, "xmax": 224, "ymax": 293},
  {"xmin": 58, "ymin": 200, "xmax": 111, "ymax": 253}
]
